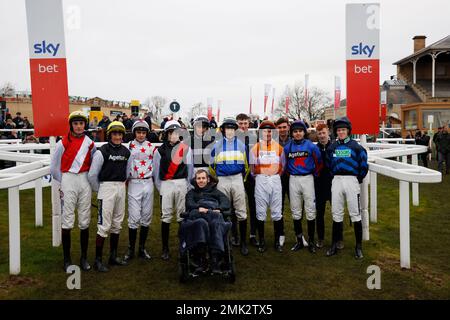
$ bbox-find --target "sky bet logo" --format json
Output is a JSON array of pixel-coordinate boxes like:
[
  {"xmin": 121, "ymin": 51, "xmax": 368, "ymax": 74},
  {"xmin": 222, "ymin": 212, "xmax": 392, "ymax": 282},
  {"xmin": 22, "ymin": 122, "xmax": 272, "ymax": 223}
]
[
  {"xmin": 351, "ymin": 42, "xmax": 375, "ymax": 58},
  {"xmin": 33, "ymin": 40, "xmax": 60, "ymax": 56}
]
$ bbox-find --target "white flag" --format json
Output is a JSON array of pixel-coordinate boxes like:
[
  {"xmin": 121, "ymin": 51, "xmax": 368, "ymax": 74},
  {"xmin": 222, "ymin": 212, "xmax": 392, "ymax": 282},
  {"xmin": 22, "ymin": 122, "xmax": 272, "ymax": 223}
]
[{"xmin": 264, "ymin": 83, "xmax": 271, "ymax": 96}]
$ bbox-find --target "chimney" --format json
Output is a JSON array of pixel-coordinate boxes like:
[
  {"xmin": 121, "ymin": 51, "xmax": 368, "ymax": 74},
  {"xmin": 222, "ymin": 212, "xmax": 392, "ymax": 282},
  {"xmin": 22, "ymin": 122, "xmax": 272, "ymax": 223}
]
[{"xmin": 413, "ymin": 35, "xmax": 426, "ymax": 53}]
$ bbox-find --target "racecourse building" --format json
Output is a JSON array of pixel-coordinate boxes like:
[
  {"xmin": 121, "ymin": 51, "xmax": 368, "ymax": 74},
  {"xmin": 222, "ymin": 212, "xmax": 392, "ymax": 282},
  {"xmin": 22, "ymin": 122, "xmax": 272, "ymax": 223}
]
[{"xmin": 394, "ymin": 35, "xmax": 450, "ymax": 135}]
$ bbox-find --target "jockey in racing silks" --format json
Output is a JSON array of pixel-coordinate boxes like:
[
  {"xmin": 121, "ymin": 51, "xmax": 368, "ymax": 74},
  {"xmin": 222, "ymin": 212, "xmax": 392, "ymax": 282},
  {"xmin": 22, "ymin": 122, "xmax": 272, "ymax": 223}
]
[
  {"xmin": 88, "ymin": 121, "xmax": 130, "ymax": 272},
  {"xmin": 284, "ymin": 120, "xmax": 322, "ymax": 254},
  {"xmin": 50, "ymin": 111, "xmax": 96, "ymax": 271},
  {"xmin": 325, "ymin": 117, "xmax": 368, "ymax": 259},
  {"xmin": 50, "ymin": 111, "xmax": 96, "ymax": 272},
  {"xmin": 123, "ymin": 120, "xmax": 156, "ymax": 262},
  {"xmin": 153, "ymin": 120, "xmax": 194, "ymax": 261},
  {"xmin": 209, "ymin": 117, "xmax": 250, "ymax": 256},
  {"xmin": 249, "ymin": 120, "xmax": 286, "ymax": 253}
]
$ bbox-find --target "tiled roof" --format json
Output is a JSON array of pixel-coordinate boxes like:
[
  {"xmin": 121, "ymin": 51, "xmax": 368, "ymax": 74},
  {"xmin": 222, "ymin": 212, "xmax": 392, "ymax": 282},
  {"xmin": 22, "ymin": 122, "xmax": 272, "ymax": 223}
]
[{"xmin": 393, "ymin": 35, "xmax": 450, "ymax": 65}]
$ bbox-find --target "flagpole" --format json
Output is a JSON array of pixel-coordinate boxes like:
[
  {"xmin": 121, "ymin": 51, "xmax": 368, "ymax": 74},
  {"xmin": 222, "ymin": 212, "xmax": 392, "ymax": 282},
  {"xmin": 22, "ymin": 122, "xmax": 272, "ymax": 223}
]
[
  {"xmin": 285, "ymin": 85, "xmax": 290, "ymax": 116},
  {"xmin": 334, "ymin": 76, "xmax": 336, "ymax": 120},
  {"xmin": 207, "ymin": 97, "xmax": 213, "ymax": 120},
  {"xmin": 249, "ymin": 86, "xmax": 253, "ymax": 114},
  {"xmin": 334, "ymin": 76, "xmax": 341, "ymax": 120},
  {"xmin": 271, "ymin": 88, "xmax": 275, "ymax": 116},
  {"xmin": 264, "ymin": 84, "xmax": 271, "ymax": 117},
  {"xmin": 305, "ymin": 74, "xmax": 309, "ymax": 121}
]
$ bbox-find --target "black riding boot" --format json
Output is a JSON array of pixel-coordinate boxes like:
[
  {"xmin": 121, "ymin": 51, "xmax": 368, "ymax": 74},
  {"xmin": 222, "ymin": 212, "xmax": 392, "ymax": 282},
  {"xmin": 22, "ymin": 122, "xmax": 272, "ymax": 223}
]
[
  {"xmin": 62, "ymin": 228, "xmax": 72, "ymax": 272},
  {"xmin": 239, "ymin": 220, "xmax": 249, "ymax": 256},
  {"xmin": 273, "ymin": 220, "xmax": 283, "ymax": 252},
  {"xmin": 291, "ymin": 219, "xmax": 305, "ymax": 251},
  {"xmin": 249, "ymin": 201, "xmax": 259, "ymax": 247},
  {"xmin": 138, "ymin": 226, "xmax": 152, "ymax": 260},
  {"xmin": 326, "ymin": 221, "xmax": 342, "ymax": 257},
  {"xmin": 249, "ymin": 234, "xmax": 259, "ymax": 247},
  {"xmin": 80, "ymin": 228, "xmax": 91, "ymax": 271},
  {"xmin": 231, "ymin": 214, "xmax": 240, "ymax": 246},
  {"xmin": 109, "ymin": 233, "xmax": 128, "ymax": 266},
  {"xmin": 161, "ymin": 222, "xmax": 170, "ymax": 260},
  {"xmin": 337, "ymin": 221, "xmax": 344, "ymax": 250},
  {"xmin": 280, "ymin": 217, "xmax": 286, "ymax": 246},
  {"xmin": 94, "ymin": 234, "xmax": 108, "ymax": 272},
  {"xmin": 307, "ymin": 219, "xmax": 316, "ymax": 254},
  {"xmin": 123, "ymin": 228, "xmax": 137, "ymax": 262},
  {"xmin": 257, "ymin": 220, "xmax": 266, "ymax": 253},
  {"xmin": 316, "ymin": 206, "xmax": 325, "ymax": 246},
  {"xmin": 248, "ymin": 182, "xmax": 258, "ymax": 245},
  {"xmin": 354, "ymin": 221, "xmax": 364, "ymax": 259}
]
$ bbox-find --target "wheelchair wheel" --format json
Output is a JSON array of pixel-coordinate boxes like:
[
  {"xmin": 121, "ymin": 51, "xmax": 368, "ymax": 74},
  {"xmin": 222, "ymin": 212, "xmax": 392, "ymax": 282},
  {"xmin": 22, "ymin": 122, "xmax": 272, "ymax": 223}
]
[
  {"xmin": 225, "ymin": 255, "xmax": 236, "ymax": 284},
  {"xmin": 178, "ymin": 252, "xmax": 189, "ymax": 283}
]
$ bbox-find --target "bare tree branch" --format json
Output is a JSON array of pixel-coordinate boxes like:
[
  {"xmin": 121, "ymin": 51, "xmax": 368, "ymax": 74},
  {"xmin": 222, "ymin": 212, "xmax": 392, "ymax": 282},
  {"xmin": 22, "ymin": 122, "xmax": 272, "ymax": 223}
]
[
  {"xmin": 274, "ymin": 83, "xmax": 331, "ymax": 122},
  {"xmin": 0, "ymin": 82, "xmax": 15, "ymax": 97},
  {"xmin": 144, "ymin": 96, "xmax": 167, "ymax": 123},
  {"xmin": 188, "ymin": 102, "xmax": 207, "ymax": 121}
]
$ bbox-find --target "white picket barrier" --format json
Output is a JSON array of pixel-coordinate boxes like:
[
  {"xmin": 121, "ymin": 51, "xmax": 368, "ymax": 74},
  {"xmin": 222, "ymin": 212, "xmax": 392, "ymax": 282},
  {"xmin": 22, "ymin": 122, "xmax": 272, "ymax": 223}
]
[
  {"xmin": 0, "ymin": 143, "xmax": 49, "ymax": 275},
  {"xmin": 0, "ymin": 136, "xmax": 442, "ymax": 274},
  {"xmin": 366, "ymin": 155, "xmax": 441, "ymax": 268},
  {"xmin": 0, "ymin": 139, "xmax": 22, "ymax": 144}
]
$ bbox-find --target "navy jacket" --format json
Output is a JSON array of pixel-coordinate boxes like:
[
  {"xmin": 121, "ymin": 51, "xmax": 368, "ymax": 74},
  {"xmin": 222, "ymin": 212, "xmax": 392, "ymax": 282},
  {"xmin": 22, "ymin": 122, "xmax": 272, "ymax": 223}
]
[
  {"xmin": 326, "ymin": 137, "xmax": 368, "ymax": 183},
  {"xmin": 315, "ymin": 140, "xmax": 332, "ymax": 195}
]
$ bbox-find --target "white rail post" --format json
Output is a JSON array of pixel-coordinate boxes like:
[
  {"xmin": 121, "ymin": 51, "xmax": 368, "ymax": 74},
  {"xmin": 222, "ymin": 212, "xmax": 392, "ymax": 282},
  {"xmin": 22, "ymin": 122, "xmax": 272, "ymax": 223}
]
[
  {"xmin": 51, "ymin": 180, "xmax": 61, "ymax": 247},
  {"xmin": 360, "ymin": 135, "xmax": 369, "ymax": 240},
  {"xmin": 9, "ymin": 186, "xmax": 21, "ymax": 275},
  {"xmin": 35, "ymin": 177, "xmax": 43, "ymax": 227},
  {"xmin": 370, "ymin": 171, "xmax": 377, "ymax": 223},
  {"xmin": 399, "ymin": 180, "xmax": 411, "ymax": 269},
  {"xmin": 49, "ymin": 136, "xmax": 61, "ymax": 247},
  {"xmin": 402, "ymin": 156, "xmax": 407, "ymax": 163},
  {"xmin": 15, "ymin": 140, "xmax": 21, "ymax": 166},
  {"xmin": 361, "ymin": 175, "xmax": 370, "ymax": 240},
  {"xmin": 411, "ymin": 154, "xmax": 419, "ymax": 206}
]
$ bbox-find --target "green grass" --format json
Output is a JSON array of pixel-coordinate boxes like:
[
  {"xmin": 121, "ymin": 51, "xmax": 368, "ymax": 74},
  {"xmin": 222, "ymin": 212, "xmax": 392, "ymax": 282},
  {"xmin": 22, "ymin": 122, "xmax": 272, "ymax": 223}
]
[{"xmin": 0, "ymin": 161, "xmax": 449, "ymax": 300}]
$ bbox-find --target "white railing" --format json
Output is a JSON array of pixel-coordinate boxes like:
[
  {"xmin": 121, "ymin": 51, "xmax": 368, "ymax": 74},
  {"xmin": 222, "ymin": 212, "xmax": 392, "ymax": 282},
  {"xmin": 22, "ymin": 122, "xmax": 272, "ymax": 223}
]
[
  {"xmin": 0, "ymin": 129, "xmax": 35, "ymax": 132},
  {"xmin": 0, "ymin": 140, "xmax": 50, "ymax": 274},
  {"xmin": 0, "ymin": 136, "xmax": 442, "ymax": 274},
  {"xmin": 359, "ymin": 139, "xmax": 441, "ymax": 269},
  {"xmin": 374, "ymin": 138, "xmax": 414, "ymax": 143},
  {"xmin": 0, "ymin": 139, "xmax": 22, "ymax": 144}
]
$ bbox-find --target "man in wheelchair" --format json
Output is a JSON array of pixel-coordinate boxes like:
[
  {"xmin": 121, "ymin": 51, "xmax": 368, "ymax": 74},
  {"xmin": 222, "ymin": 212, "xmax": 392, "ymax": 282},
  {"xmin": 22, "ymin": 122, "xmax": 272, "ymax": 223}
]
[{"xmin": 179, "ymin": 169, "xmax": 232, "ymax": 276}]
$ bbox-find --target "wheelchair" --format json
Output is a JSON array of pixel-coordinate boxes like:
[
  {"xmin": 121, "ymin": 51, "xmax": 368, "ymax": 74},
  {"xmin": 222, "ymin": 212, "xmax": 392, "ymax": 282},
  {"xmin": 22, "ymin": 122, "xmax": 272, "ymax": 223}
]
[{"xmin": 178, "ymin": 210, "xmax": 236, "ymax": 283}]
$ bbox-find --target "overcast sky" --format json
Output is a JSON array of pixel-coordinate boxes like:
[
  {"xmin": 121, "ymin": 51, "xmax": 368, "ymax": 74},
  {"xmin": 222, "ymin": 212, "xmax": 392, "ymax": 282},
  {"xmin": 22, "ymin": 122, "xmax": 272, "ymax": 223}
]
[{"xmin": 1, "ymin": 0, "xmax": 449, "ymax": 119}]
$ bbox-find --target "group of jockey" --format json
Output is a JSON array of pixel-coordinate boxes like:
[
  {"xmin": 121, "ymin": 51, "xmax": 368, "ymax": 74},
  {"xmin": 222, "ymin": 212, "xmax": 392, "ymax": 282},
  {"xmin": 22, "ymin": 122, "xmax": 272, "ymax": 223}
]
[{"xmin": 50, "ymin": 110, "xmax": 368, "ymax": 273}]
